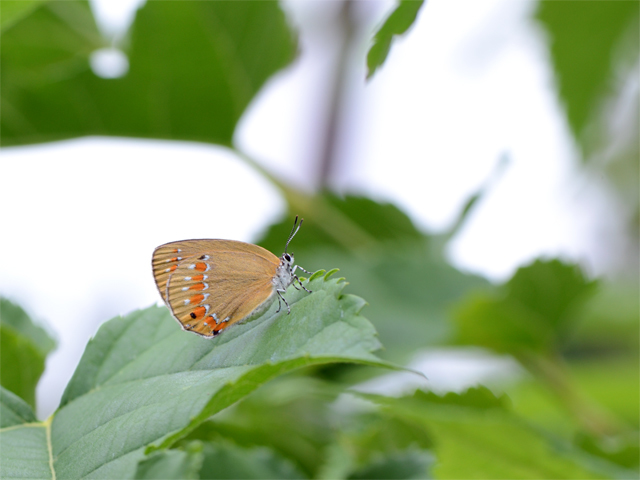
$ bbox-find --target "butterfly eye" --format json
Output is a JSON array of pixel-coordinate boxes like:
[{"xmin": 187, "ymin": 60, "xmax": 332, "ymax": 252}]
[{"xmin": 284, "ymin": 253, "xmax": 292, "ymax": 263}]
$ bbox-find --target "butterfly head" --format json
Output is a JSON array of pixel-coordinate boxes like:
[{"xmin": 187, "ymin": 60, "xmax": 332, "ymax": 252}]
[{"xmin": 281, "ymin": 252, "xmax": 294, "ymax": 268}]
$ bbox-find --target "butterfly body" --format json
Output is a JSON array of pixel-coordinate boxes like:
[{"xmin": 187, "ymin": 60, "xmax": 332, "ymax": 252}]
[{"xmin": 152, "ymin": 218, "xmax": 311, "ymax": 338}]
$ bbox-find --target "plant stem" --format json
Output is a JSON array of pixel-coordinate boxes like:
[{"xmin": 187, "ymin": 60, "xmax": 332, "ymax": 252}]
[
  {"xmin": 234, "ymin": 148, "xmax": 379, "ymax": 257},
  {"xmin": 316, "ymin": 0, "xmax": 360, "ymax": 190},
  {"xmin": 518, "ymin": 351, "xmax": 624, "ymax": 437}
]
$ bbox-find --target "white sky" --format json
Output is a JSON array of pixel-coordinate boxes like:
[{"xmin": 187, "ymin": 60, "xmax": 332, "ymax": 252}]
[{"xmin": 0, "ymin": 0, "xmax": 624, "ymax": 418}]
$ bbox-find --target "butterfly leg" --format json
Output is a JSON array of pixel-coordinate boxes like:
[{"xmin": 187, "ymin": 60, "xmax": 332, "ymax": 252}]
[
  {"xmin": 293, "ymin": 274, "xmax": 312, "ymax": 293},
  {"xmin": 291, "ymin": 265, "xmax": 313, "ymax": 293},
  {"xmin": 276, "ymin": 289, "xmax": 291, "ymax": 314},
  {"xmin": 293, "ymin": 265, "xmax": 313, "ymax": 275},
  {"xmin": 275, "ymin": 294, "xmax": 282, "ymax": 313}
]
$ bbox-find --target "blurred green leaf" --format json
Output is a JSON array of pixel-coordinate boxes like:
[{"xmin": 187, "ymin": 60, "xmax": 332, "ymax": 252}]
[
  {"xmin": 571, "ymin": 359, "xmax": 639, "ymax": 430},
  {"xmin": 1, "ymin": 274, "xmax": 390, "ymax": 479},
  {"xmin": 567, "ymin": 281, "xmax": 639, "ymax": 356},
  {"xmin": 454, "ymin": 260, "xmax": 597, "ymax": 355},
  {"xmin": 509, "ymin": 355, "xmax": 639, "ymax": 438},
  {"xmin": 576, "ymin": 431, "xmax": 639, "ymax": 473},
  {"xmin": 1, "ymin": 297, "xmax": 55, "ymax": 356},
  {"xmin": 135, "ymin": 444, "xmax": 203, "ymax": 480},
  {"xmin": 334, "ymin": 412, "xmax": 435, "ymax": 479},
  {"xmin": 259, "ymin": 195, "xmax": 425, "ymax": 253},
  {"xmin": 347, "ymin": 414, "xmax": 433, "ymax": 463},
  {"xmin": 197, "ymin": 440, "xmax": 306, "ymax": 479},
  {"xmin": 0, "ymin": 386, "xmax": 37, "ymax": 428},
  {"xmin": 367, "ymin": 0, "xmax": 425, "ymax": 79},
  {"xmin": 367, "ymin": 388, "xmax": 614, "ymax": 479},
  {"xmin": 184, "ymin": 375, "xmax": 339, "ymax": 478},
  {"xmin": 535, "ymin": 0, "xmax": 639, "ymax": 152},
  {"xmin": 257, "ymin": 196, "xmax": 489, "ymax": 363},
  {"xmin": 186, "ymin": 373, "xmax": 436, "ymax": 479},
  {"xmin": 348, "ymin": 449, "xmax": 433, "ymax": 479},
  {"xmin": 0, "ymin": 297, "xmax": 56, "ymax": 408},
  {"xmin": 0, "ymin": 0, "xmax": 48, "ymax": 30},
  {"xmin": 1, "ymin": 0, "xmax": 296, "ymax": 147}
]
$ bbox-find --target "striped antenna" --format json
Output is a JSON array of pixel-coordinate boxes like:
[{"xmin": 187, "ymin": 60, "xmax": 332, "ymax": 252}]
[{"xmin": 284, "ymin": 216, "xmax": 303, "ymax": 253}]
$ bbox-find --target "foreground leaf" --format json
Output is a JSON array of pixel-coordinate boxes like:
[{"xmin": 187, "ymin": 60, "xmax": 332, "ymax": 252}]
[
  {"xmin": 0, "ymin": 388, "xmax": 51, "ymax": 479},
  {"xmin": 0, "ymin": 273, "xmax": 388, "ymax": 479},
  {"xmin": 0, "ymin": 297, "xmax": 56, "ymax": 408}
]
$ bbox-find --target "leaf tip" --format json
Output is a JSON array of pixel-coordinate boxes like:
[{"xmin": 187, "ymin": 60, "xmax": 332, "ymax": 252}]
[
  {"xmin": 324, "ymin": 268, "xmax": 340, "ymax": 281},
  {"xmin": 309, "ymin": 270, "xmax": 326, "ymax": 281}
]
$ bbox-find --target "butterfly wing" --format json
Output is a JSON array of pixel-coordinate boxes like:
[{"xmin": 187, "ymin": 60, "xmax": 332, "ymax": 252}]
[
  {"xmin": 153, "ymin": 240, "xmax": 213, "ymax": 303},
  {"xmin": 153, "ymin": 240, "xmax": 279, "ymax": 302},
  {"xmin": 153, "ymin": 240, "xmax": 281, "ymax": 337}
]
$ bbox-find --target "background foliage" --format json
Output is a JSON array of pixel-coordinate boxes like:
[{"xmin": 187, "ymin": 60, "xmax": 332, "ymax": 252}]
[{"xmin": 1, "ymin": 1, "xmax": 638, "ymax": 479}]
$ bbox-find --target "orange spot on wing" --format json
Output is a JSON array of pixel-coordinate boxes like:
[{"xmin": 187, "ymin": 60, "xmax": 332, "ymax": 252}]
[
  {"xmin": 213, "ymin": 322, "xmax": 228, "ymax": 333},
  {"xmin": 195, "ymin": 263, "xmax": 207, "ymax": 271},
  {"xmin": 189, "ymin": 294, "xmax": 205, "ymax": 304},
  {"xmin": 169, "ymin": 265, "xmax": 177, "ymax": 272},
  {"xmin": 192, "ymin": 274, "xmax": 204, "ymax": 281},
  {"xmin": 189, "ymin": 283, "xmax": 205, "ymax": 291},
  {"xmin": 192, "ymin": 306, "xmax": 206, "ymax": 319},
  {"xmin": 173, "ymin": 249, "xmax": 179, "ymax": 253},
  {"xmin": 170, "ymin": 257, "xmax": 178, "ymax": 262}
]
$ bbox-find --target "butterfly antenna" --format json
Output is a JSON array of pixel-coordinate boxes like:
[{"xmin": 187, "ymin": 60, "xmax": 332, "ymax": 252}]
[{"xmin": 284, "ymin": 216, "xmax": 303, "ymax": 253}]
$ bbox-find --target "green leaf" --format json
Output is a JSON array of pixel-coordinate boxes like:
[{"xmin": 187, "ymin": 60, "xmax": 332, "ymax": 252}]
[
  {"xmin": 348, "ymin": 449, "xmax": 433, "ymax": 480},
  {"xmin": 572, "ymin": 359, "xmax": 640, "ymax": 431},
  {"xmin": 495, "ymin": 357, "xmax": 640, "ymax": 476},
  {"xmin": 0, "ymin": 0, "xmax": 48, "ymax": 31},
  {"xmin": 1, "ymin": 275, "xmax": 389, "ymax": 479},
  {"xmin": 454, "ymin": 259, "xmax": 597, "ymax": 355},
  {"xmin": 196, "ymin": 440, "xmax": 306, "ymax": 479},
  {"xmin": 259, "ymin": 195, "xmax": 425, "ymax": 253},
  {"xmin": 575, "ymin": 431, "xmax": 639, "ymax": 473},
  {"xmin": 135, "ymin": 443, "xmax": 203, "ymax": 480},
  {"xmin": 185, "ymin": 375, "xmax": 340, "ymax": 478},
  {"xmin": 0, "ymin": 297, "xmax": 56, "ymax": 408},
  {"xmin": 535, "ymin": 1, "xmax": 639, "ymax": 152},
  {"xmin": 1, "ymin": 0, "xmax": 296, "ymax": 147},
  {"xmin": 567, "ymin": 281, "xmax": 639, "ymax": 355},
  {"xmin": 0, "ymin": 418, "xmax": 53, "ymax": 479},
  {"xmin": 367, "ymin": 0, "xmax": 424, "ymax": 79},
  {"xmin": 1, "ymin": 297, "xmax": 55, "ymax": 356},
  {"xmin": 328, "ymin": 412, "xmax": 434, "ymax": 479},
  {"xmin": 0, "ymin": 386, "xmax": 37, "ymax": 428},
  {"xmin": 366, "ymin": 388, "xmax": 611, "ymax": 479}
]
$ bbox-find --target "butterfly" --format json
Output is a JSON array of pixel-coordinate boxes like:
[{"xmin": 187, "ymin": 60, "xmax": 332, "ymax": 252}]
[{"xmin": 152, "ymin": 216, "xmax": 312, "ymax": 338}]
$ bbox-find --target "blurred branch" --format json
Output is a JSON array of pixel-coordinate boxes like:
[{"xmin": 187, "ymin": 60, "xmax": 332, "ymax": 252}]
[
  {"xmin": 444, "ymin": 152, "xmax": 510, "ymax": 242},
  {"xmin": 518, "ymin": 351, "xmax": 624, "ymax": 438},
  {"xmin": 316, "ymin": 0, "xmax": 360, "ymax": 190},
  {"xmin": 235, "ymin": 148, "xmax": 379, "ymax": 258}
]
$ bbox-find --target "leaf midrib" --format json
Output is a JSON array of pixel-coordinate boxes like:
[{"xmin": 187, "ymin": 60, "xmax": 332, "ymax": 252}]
[{"xmin": 45, "ymin": 417, "xmax": 55, "ymax": 480}]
